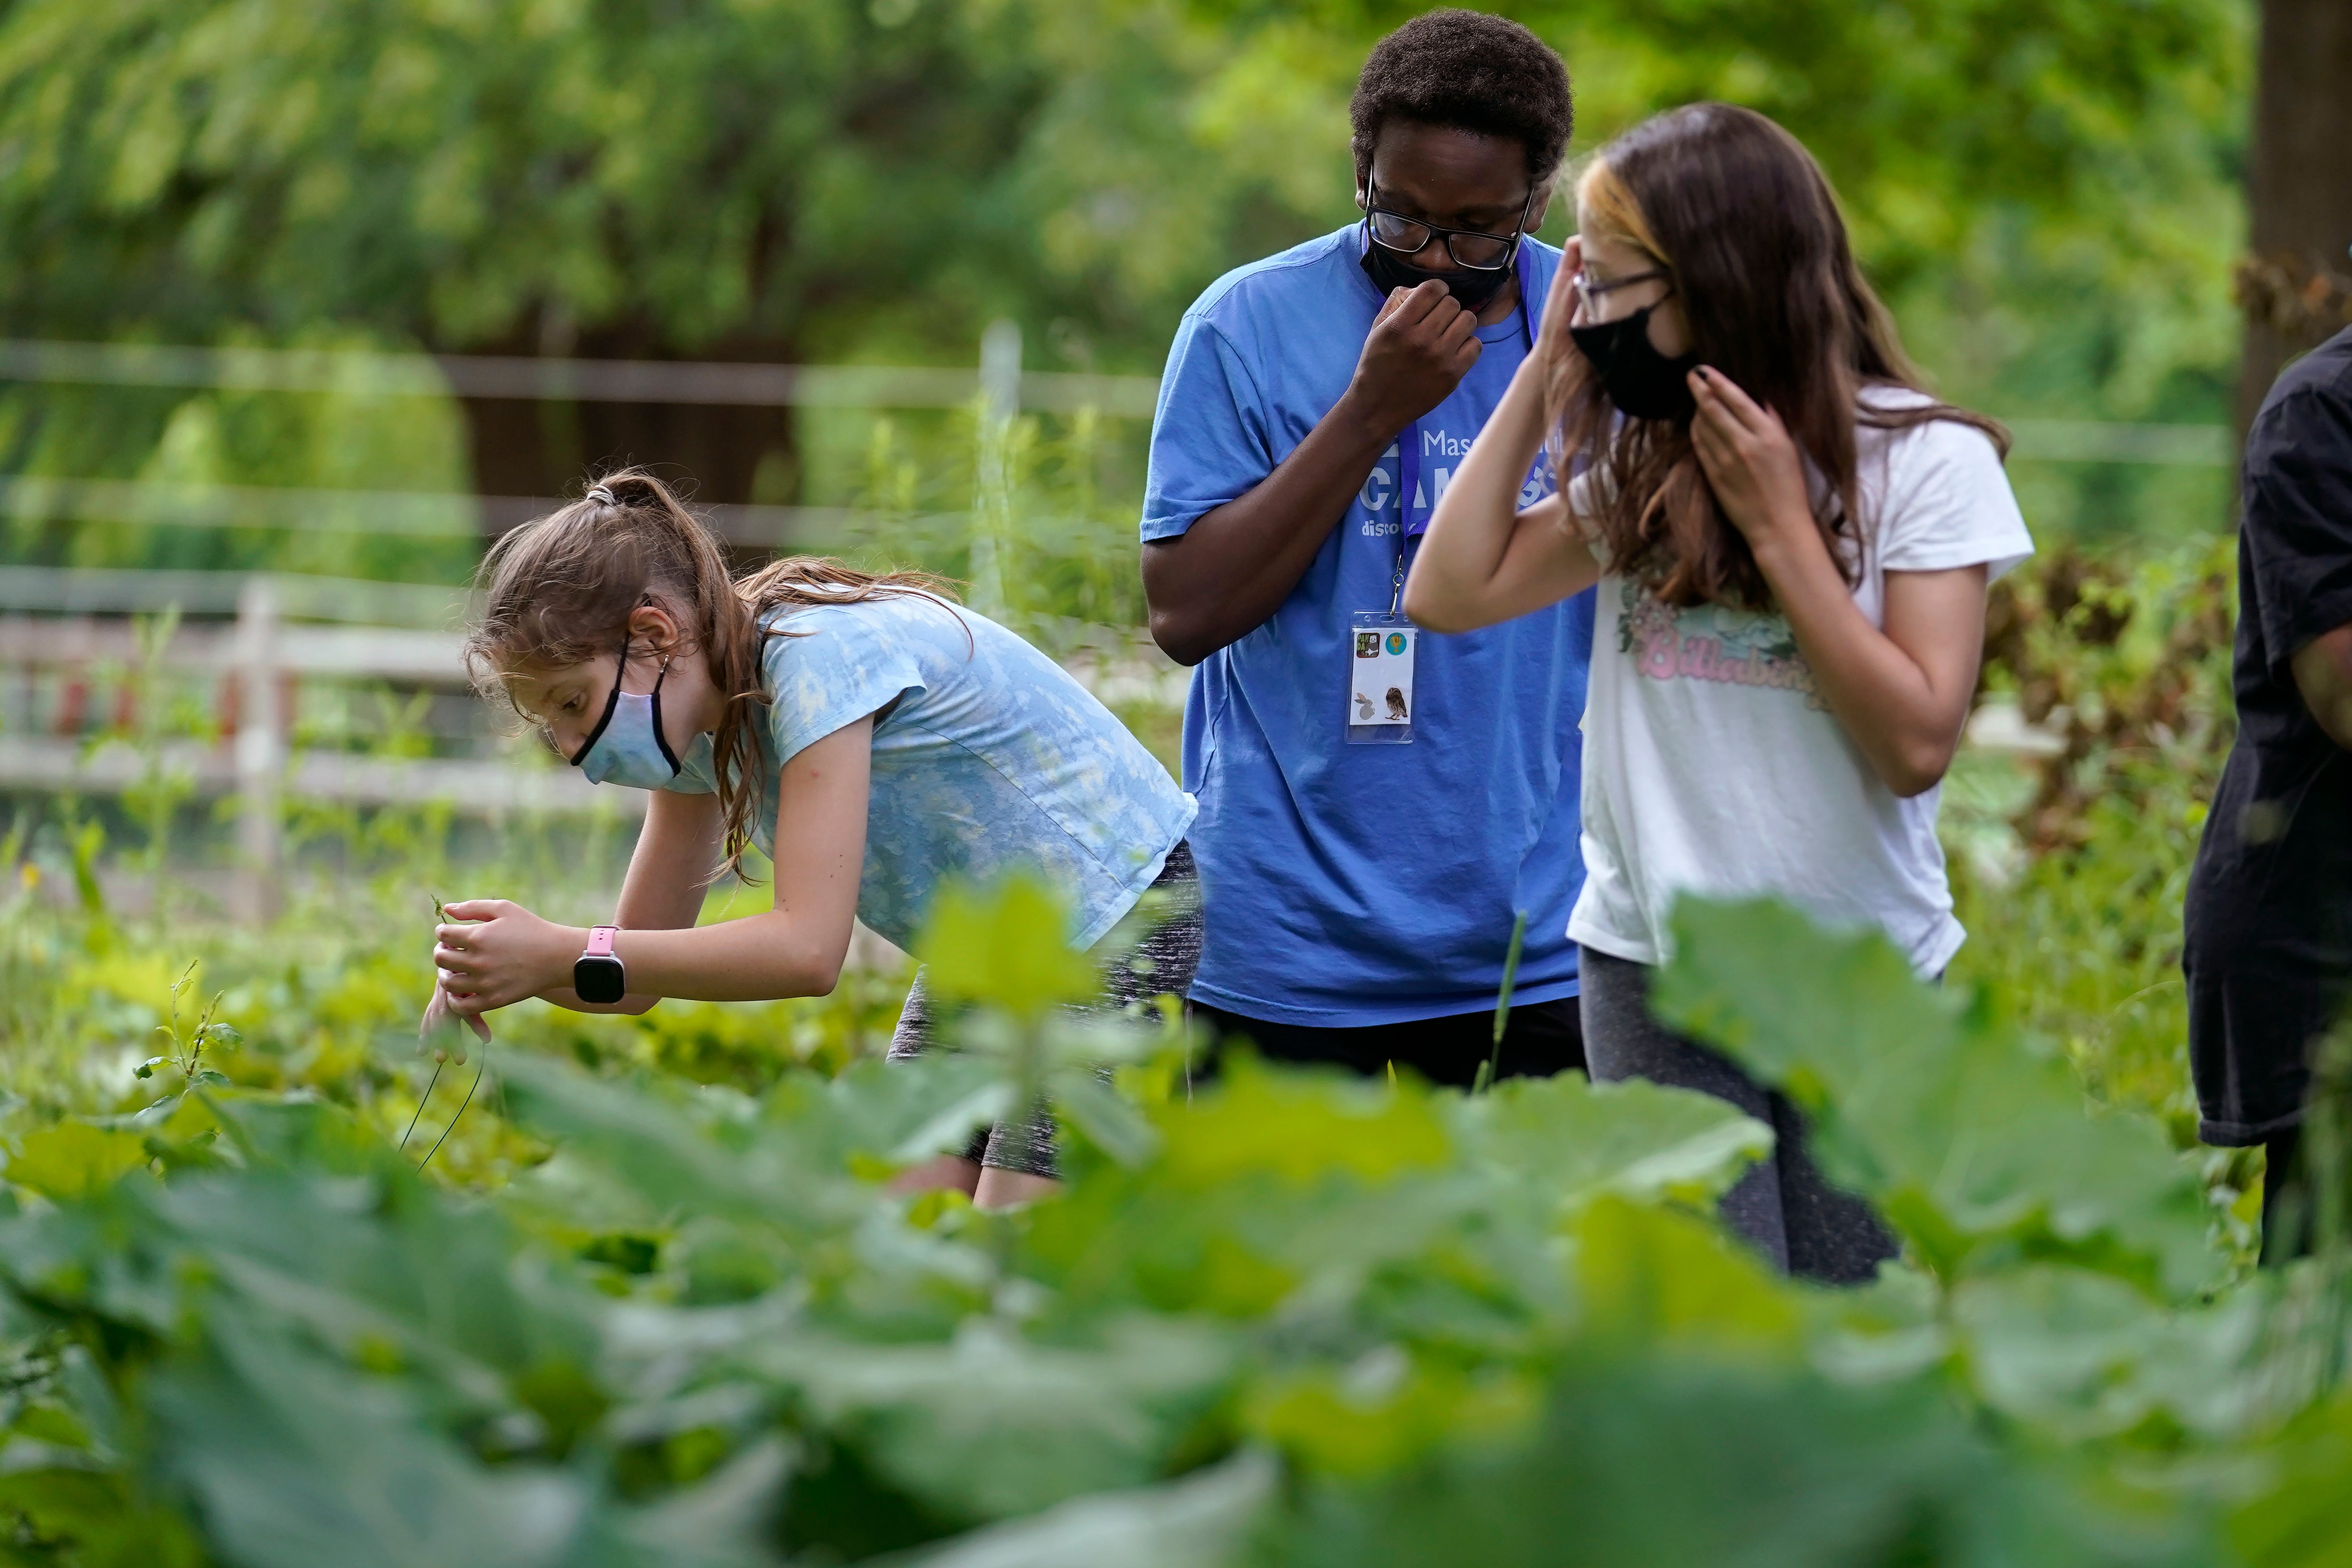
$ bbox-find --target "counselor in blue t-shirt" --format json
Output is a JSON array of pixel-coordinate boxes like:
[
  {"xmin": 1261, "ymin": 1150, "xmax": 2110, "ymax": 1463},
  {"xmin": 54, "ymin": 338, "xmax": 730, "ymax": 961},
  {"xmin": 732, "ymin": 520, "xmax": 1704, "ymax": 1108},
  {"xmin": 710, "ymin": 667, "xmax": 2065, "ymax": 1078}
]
[{"xmin": 1142, "ymin": 225, "xmax": 1595, "ymax": 1028}]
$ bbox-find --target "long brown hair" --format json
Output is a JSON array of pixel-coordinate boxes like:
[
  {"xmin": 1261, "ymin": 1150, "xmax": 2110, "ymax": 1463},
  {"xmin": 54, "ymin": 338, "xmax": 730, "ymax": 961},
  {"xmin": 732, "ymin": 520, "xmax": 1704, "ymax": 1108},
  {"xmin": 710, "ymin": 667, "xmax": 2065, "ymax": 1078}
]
[
  {"xmin": 465, "ymin": 468, "xmax": 956, "ymax": 880},
  {"xmin": 1548, "ymin": 103, "xmax": 2008, "ymax": 609}
]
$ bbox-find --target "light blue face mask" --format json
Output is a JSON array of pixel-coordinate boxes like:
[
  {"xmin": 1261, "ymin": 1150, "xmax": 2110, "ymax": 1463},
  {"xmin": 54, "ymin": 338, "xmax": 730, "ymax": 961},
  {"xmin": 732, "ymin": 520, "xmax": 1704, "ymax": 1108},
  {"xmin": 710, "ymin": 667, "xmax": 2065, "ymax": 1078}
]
[
  {"xmin": 571, "ymin": 637, "xmax": 682, "ymax": 789},
  {"xmin": 676, "ymin": 730, "xmax": 715, "ymax": 784}
]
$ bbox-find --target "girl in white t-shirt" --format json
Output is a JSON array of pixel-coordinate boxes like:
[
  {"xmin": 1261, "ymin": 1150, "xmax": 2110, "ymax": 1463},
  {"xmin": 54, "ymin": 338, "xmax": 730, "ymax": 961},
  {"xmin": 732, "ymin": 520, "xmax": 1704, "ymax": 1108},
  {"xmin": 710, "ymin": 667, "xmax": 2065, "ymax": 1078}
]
[{"xmin": 1405, "ymin": 103, "xmax": 2032, "ymax": 1281}]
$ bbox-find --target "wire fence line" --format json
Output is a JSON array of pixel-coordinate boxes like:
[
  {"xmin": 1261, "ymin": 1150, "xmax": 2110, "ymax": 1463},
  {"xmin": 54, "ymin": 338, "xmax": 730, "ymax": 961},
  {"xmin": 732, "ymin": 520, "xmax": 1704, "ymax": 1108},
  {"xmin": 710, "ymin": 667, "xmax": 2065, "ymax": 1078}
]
[
  {"xmin": 0, "ymin": 473, "xmax": 909, "ymax": 546},
  {"xmin": 0, "ymin": 564, "xmax": 467, "ymax": 625},
  {"xmin": 0, "ymin": 336, "xmax": 2231, "ymax": 465},
  {"xmin": 1999, "ymin": 419, "xmax": 2234, "ymax": 466},
  {"xmin": 0, "ymin": 338, "xmax": 1163, "ymax": 418}
]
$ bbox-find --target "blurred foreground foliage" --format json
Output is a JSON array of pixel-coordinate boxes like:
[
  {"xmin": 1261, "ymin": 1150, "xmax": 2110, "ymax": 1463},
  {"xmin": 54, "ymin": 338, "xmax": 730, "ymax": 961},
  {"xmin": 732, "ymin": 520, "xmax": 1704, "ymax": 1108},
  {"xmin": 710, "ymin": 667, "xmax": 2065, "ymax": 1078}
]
[{"xmin": 3, "ymin": 861, "xmax": 2352, "ymax": 1566}]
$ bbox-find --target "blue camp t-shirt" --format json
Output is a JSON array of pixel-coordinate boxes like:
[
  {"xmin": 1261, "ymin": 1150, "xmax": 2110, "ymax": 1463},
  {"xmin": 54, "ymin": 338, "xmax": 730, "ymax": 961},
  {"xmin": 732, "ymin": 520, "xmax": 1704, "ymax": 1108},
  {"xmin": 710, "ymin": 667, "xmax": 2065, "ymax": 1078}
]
[
  {"xmin": 1141, "ymin": 225, "xmax": 1595, "ymax": 1026},
  {"xmin": 666, "ymin": 594, "xmax": 1196, "ymax": 953}
]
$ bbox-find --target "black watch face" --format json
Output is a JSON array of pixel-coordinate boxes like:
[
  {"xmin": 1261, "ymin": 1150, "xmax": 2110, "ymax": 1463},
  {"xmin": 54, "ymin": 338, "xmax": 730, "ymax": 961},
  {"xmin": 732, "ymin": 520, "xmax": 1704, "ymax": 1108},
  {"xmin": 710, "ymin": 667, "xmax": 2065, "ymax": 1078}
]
[{"xmin": 574, "ymin": 954, "xmax": 627, "ymax": 1005}]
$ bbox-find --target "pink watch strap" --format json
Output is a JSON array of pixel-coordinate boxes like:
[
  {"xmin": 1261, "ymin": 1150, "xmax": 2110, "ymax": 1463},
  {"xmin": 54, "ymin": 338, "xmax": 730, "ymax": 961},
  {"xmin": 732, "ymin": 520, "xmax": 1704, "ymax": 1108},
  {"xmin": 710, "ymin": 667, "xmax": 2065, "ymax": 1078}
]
[{"xmin": 585, "ymin": 924, "xmax": 619, "ymax": 957}]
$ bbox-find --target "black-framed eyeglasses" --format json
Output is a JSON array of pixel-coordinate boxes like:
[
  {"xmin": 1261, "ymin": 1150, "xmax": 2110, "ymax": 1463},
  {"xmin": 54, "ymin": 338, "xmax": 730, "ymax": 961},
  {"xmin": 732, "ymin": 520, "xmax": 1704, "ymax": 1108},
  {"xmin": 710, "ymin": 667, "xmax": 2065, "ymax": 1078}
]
[
  {"xmin": 1570, "ymin": 268, "xmax": 1672, "ymax": 319},
  {"xmin": 1364, "ymin": 179, "xmax": 1534, "ymax": 271}
]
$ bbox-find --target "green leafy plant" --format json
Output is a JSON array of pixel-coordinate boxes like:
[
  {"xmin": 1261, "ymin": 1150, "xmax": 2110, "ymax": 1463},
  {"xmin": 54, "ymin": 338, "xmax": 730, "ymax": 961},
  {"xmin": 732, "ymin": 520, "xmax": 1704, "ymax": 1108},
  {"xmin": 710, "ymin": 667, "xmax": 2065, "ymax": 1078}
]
[
  {"xmin": 133, "ymin": 960, "xmax": 238, "ymax": 1088},
  {"xmin": 409, "ymin": 893, "xmax": 495, "ymax": 1172},
  {"xmin": 4, "ymin": 535, "xmax": 2340, "ymax": 1566},
  {"xmin": 9, "ymin": 889, "xmax": 2337, "ymax": 1568}
]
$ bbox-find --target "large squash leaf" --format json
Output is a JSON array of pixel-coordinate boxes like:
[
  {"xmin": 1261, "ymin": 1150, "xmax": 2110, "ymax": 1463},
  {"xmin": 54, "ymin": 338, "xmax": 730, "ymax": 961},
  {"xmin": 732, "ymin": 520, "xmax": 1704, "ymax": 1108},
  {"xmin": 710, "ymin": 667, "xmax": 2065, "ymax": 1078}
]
[{"xmin": 1654, "ymin": 897, "xmax": 2220, "ymax": 1298}]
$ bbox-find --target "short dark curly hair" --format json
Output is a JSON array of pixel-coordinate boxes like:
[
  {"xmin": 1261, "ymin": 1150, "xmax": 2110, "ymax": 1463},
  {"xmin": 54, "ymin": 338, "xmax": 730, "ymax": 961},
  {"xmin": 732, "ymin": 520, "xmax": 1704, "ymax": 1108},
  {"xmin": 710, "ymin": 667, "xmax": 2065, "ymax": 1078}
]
[{"xmin": 1349, "ymin": 10, "xmax": 1573, "ymax": 189}]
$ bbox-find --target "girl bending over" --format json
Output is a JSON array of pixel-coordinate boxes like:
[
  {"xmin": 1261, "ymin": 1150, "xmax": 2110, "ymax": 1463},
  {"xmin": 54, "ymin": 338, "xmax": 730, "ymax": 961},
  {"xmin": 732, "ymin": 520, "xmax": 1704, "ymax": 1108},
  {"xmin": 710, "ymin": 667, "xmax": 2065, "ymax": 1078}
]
[{"xmin": 430, "ymin": 470, "xmax": 1198, "ymax": 1207}]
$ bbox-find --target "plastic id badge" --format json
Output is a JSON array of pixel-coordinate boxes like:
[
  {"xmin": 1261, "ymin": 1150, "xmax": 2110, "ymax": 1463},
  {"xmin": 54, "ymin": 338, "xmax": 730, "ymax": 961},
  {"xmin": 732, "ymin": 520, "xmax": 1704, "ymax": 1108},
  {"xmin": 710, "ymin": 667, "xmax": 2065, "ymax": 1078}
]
[{"xmin": 1347, "ymin": 611, "xmax": 1417, "ymax": 744}]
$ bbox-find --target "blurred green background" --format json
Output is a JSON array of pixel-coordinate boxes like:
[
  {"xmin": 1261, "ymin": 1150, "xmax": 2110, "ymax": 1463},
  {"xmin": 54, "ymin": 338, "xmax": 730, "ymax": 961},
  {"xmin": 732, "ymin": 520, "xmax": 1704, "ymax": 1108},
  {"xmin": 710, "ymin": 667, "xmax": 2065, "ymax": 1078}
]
[
  {"xmin": 0, "ymin": 0, "xmax": 2286, "ymax": 1099},
  {"xmin": 0, "ymin": 0, "xmax": 2255, "ymax": 585}
]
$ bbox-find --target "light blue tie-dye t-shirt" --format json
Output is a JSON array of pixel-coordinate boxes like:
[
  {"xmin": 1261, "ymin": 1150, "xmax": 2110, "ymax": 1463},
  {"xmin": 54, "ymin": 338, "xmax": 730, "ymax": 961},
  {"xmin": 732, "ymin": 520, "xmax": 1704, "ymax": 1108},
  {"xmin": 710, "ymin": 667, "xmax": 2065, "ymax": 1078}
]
[{"xmin": 665, "ymin": 593, "xmax": 1195, "ymax": 953}]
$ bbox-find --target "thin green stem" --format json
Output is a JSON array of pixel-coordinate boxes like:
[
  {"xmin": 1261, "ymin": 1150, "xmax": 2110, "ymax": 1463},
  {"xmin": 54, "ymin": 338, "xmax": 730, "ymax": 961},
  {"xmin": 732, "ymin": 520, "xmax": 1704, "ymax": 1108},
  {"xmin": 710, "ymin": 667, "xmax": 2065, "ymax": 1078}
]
[
  {"xmin": 399, "ymin": 1059, "xmax": 444, "ymax": 1150},
  {"xmin": 1482, "ymin": 910, "xmax": 1528, "ymax": 1095},
  {"xmin": 418, "ymin": 1051, "xmax": 487, "ymax": 1173}
]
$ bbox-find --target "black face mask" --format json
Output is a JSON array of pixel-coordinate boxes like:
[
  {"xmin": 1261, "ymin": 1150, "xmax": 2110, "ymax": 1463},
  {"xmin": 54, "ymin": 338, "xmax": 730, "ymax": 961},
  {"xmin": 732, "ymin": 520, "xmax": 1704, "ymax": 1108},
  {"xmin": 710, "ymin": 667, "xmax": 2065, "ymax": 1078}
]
[
  {"xmin": 1568, "ymin": 303, "xmax": 1700, "ymax": 422},
  {"xmin": 1361, "ymin": 225, "xmax": 1519, "ymax": 313}
]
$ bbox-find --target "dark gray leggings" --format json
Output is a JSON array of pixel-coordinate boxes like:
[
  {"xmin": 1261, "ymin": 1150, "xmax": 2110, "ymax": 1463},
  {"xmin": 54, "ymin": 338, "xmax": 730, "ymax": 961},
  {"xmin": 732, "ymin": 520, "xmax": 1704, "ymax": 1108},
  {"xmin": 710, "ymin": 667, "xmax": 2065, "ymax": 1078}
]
[
  {"xmin": 1580, "ymin": 947, "xmax": 1899, "ymax": 1284},
  {"xmin": 888, "ymin": 842, "xmax": 1202, "ymax": 1178}
]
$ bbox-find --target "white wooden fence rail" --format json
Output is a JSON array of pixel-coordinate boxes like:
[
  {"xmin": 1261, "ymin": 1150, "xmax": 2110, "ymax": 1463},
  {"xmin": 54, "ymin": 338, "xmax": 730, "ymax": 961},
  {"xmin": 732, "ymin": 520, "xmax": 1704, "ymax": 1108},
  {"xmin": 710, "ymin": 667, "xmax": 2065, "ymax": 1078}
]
[
  {"xmin": 0, "ymin": 336, "xmax": 2232, "ymax": 464},
  {"xmin": 0, "ymin": 577, "xmax": 619, "ymax": 920},
  {"xmin": 0, "ymin": 567, "xmax": 1196, "ymax": 922}
]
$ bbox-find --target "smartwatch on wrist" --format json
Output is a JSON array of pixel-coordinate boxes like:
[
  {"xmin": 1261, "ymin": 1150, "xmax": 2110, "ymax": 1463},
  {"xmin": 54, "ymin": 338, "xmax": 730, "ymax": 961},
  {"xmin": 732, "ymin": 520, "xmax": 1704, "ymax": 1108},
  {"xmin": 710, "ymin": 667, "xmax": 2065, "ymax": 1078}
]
[{"xmin": 574, "ymin": 925, "xmax": 626, "ymax": 1004}]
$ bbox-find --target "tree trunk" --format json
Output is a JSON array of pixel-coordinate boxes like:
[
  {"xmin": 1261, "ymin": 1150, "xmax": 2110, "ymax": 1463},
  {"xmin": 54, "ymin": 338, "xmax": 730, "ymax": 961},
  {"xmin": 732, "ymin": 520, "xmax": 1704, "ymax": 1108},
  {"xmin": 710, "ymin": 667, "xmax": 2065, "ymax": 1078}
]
[
  {"xmin": 2235, "ymin": 0, "xmax": 2352, "ymax": 434},
  {"xmin": 455, "ymin": 329, "xmax": 796, "ymax": 536}
]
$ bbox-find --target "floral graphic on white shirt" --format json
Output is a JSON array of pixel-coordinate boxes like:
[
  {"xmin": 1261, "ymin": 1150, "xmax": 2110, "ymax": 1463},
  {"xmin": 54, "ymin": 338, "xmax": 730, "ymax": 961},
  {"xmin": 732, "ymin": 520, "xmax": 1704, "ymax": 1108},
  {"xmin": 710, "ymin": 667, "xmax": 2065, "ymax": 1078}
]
[{"xmin": 1616, "ymin": 580, "xmax": 1827, "ymax": 709}]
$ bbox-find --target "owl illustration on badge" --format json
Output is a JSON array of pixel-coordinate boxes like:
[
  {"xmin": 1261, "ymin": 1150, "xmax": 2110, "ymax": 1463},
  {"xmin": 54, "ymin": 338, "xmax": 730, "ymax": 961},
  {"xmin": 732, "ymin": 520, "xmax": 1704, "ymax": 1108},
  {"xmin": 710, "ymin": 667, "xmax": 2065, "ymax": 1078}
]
[
  {"xmin": 1386, "ymin": 687, "xmax": 1408, "ymax": 720},
  {"xmin": 1355, "ymin": 692, "xmax": 1375, "ymax": 720}
]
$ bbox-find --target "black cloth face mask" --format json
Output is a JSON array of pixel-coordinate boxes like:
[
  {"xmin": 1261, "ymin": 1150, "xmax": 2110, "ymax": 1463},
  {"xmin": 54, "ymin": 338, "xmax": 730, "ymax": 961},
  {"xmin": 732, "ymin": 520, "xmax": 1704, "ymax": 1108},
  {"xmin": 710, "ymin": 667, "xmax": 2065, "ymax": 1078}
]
[
  {"xmin": 1568, "ymin": 303, "xmax": 1700, "ymax": 422},
  {"xmin": 1361, "ymin": 224, "xmax": 1519, "ymax": 313}
]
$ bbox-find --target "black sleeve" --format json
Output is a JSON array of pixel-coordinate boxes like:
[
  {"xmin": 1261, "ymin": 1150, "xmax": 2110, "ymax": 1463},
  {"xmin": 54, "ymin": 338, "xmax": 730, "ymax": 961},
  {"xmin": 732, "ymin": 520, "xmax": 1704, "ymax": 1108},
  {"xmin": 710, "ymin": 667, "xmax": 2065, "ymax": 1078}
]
[{"xmin": 2244, "ymin": 380, "xmax": 2352, "ymax": 674}]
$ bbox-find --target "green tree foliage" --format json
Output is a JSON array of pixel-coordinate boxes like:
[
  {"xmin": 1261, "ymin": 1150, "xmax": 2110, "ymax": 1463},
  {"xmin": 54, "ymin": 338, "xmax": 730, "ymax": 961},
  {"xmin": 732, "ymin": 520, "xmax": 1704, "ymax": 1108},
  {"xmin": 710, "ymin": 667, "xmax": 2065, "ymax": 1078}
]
[
  {"xmin": 0, "ymin": 0, "xmax": 2247, "ymax": 360},
  {"xmin": 0, "ymin": 0, "xmax": 1314, "ymax": 366},
  {"xmin": 1198, "ymin": 0, "xmax": 2251, "ymax": 530},
  {"xmin": 0, "ymin": 0, "xmax": 2251, "ymax": 530}
]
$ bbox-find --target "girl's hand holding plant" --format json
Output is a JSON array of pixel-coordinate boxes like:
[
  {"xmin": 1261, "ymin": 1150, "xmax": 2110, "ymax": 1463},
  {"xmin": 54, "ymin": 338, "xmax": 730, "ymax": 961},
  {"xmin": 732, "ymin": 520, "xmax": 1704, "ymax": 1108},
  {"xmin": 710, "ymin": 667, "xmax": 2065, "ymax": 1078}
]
[
  {"xmin": 421, "ymin": 895, "xmax": 492, "ymax": 1054},
  {"xmin": 1687, "ymin": 365, "xmax": 1818, "ymax": 564},
  {"xmin": 419, "ymin": 982, "xmax": 490, "ymax": 1050},
  {"xmin": 414, "ymin": 896, "xmax": 495, "ymax": 1168},
  {"xmin": 432, "ymin": 899, "xmax": 577, "ymax": 1015}
]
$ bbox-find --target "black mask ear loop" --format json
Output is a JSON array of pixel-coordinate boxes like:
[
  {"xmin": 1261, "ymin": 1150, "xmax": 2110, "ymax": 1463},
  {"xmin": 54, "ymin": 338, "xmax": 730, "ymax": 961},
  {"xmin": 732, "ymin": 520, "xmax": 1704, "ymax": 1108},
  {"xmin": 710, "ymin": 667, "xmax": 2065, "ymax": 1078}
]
[
  {"xmin": 646, "ymin": 644, "xmax": 680, "ymax": 774},
  {"xmin": 569, "ymin": 630, "xmax": 679, "ymax": 772},
  {"xmin": 571, "ymin": 633, "xmax": 633, "ymax": 767}
]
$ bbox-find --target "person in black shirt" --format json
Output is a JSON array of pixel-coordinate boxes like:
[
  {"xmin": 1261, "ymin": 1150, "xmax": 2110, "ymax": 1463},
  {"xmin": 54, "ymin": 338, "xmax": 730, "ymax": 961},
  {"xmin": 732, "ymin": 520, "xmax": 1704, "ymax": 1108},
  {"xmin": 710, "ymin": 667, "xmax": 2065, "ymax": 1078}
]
[{"xmin": 2185, "ymin": 321, "xmax": 2352, "ymax": 1263}]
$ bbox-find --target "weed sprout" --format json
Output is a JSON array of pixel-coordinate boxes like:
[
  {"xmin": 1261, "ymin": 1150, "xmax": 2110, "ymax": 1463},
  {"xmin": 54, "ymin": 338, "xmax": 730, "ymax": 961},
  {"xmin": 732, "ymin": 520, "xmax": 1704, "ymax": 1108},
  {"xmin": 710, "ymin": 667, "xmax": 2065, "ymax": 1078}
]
[
  {"xmin": 412, "ymin": 892, "xmax": 490, "ymax": 1169},
  {"xmin": 134, "ymin": 960, "xmax": 237, "ymax": 1087}
]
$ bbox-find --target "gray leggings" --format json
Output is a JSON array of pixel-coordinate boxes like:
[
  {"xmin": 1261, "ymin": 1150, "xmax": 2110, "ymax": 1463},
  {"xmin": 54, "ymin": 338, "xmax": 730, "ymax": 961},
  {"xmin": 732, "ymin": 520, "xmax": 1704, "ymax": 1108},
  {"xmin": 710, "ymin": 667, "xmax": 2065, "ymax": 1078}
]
[
  {"xmin": 1580, "ymin": 947, "xmax": 1898, "ymax": 1284},
  {"xmin": 888, "ymin": 841, "xmax": 1202, "ymax": 1178}
]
